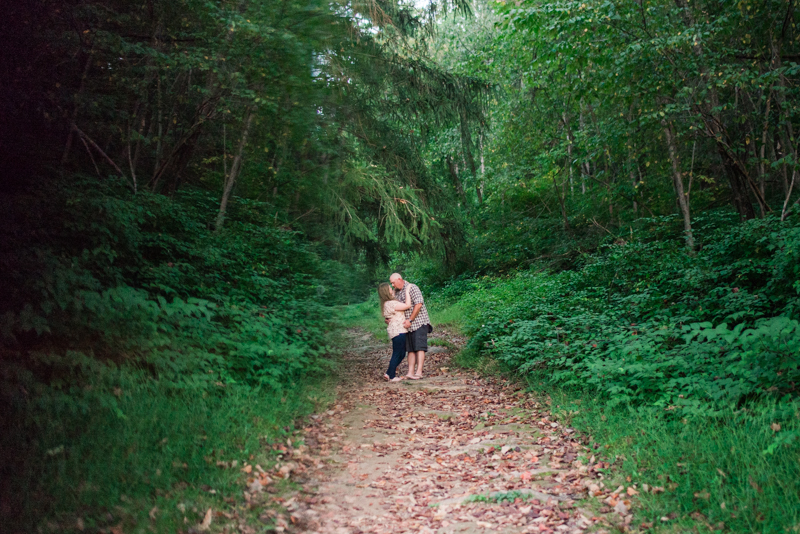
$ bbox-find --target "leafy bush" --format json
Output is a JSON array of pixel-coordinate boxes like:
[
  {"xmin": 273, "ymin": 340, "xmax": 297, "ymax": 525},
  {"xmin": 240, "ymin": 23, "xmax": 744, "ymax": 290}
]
[
  {"xmin": 449, "ymin": 211, "xmax": 800, "ymax": 532},
  {"xmin": 0, "ymin": 176, "xmax": 342, "ymax": 530},
  {"xmin": 458, "ymin": 211, "xmax": 800, "ymax": 420}
]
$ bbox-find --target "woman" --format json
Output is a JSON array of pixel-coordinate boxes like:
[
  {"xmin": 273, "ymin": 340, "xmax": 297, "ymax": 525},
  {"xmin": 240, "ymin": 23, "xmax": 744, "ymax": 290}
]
[{"xmin": 379, "ymin": 282, "xmax": 413, "ymax": 381}]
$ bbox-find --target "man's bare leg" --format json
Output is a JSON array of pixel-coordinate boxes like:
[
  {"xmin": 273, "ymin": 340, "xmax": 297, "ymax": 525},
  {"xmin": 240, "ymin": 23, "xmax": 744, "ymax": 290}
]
[
  {"xmin": 405, "ymin": 352, "xmax": 417, "ymax": 378},
  {"xmin": 414, "ymin": 350, "xmax": 425, "ymax": 377}
]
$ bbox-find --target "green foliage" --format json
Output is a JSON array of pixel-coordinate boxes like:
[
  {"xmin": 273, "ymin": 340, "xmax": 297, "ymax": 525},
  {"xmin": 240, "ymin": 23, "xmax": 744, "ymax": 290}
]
[
  {"xmin": 550, "ymin": 391, "xmax": 800, "ymax": 533},
  {"xmin": 445, "ymin": 212, "xmax": 800, "ymax": 531},
  {"xmin": 0, "ymin": 176, "xmax": 341, "ymax": 530},
  {"xmin": 463, "ymin": 489, "xmax": 535, "ymax": 504},
  {"xmin": 458, "ymin": 212, "xmax": 800, "ymax": 419}
]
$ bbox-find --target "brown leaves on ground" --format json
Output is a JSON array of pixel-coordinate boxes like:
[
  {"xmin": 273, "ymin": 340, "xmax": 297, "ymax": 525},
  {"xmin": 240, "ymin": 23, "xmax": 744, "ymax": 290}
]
[{"xmin": 226, "ymin": 328, "xmax": 645, "ymax": 534}]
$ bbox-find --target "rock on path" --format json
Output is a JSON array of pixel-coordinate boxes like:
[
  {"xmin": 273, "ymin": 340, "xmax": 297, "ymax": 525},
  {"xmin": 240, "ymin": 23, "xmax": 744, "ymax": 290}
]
[{"xmin": 258, "ymin": 328, "xmax": 639, "ymax": 534}]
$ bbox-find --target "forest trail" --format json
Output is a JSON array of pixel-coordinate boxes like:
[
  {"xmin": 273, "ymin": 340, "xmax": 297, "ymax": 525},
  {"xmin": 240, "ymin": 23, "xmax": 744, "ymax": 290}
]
[{"xmin": 261, "ymin": 328, "xmax": 641, "ymax": 534}]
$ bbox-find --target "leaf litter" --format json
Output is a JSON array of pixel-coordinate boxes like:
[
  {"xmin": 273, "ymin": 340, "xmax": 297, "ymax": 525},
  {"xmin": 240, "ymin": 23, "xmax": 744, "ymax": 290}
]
[{"xmin": 233, "ymin": 328, "xmax": 648, "ymax": 534}]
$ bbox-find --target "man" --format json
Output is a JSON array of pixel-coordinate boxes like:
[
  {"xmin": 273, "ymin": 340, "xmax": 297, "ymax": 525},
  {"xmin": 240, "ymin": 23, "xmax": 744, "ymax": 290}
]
[{"xmin": 389, "ymin": 273, "xmax": 431, "ymax": 379}]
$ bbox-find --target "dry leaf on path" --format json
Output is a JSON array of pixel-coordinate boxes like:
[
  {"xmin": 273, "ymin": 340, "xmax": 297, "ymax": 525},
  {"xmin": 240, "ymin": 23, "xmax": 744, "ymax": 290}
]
[{"xmin": 197, "ymin": 508, "xmax": 212, "ymax": 531}]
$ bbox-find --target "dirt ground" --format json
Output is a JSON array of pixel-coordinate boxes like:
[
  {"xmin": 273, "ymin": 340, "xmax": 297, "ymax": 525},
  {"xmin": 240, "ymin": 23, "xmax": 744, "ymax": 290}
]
[{"xmin": 242, "ymin": 328, "xmax": 642, "ymax": 534}]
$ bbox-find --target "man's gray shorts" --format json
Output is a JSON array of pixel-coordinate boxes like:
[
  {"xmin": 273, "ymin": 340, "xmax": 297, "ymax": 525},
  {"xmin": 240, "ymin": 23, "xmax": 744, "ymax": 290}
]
[{"xmin": 406, "ymin": 327, "xmax": 428, "ymax": 353}]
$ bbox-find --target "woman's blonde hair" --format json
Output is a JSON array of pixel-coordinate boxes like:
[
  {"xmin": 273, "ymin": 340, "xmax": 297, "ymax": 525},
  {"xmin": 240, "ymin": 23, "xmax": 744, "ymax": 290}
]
[{"xmin": 378, "ymin": 282, "xmax": 394, "ymax": 313}]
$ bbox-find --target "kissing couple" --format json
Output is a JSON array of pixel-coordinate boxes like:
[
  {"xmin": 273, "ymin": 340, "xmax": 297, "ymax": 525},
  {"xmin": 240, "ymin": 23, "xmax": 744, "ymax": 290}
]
[{"xmin": 378, "ymin": 273, "xmax": 433, "ymax": 382}]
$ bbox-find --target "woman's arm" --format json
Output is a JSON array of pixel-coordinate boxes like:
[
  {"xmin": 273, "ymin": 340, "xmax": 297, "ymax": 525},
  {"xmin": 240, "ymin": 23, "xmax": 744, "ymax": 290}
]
[{"xmin": 394, "ymin": 286, "xmax": 413, "ymax": 311}]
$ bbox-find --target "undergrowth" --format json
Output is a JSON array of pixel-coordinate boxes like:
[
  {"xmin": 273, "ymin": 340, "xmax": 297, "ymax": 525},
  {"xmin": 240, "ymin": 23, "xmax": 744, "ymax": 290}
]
[
  {"xmin": 0, "ymin": 176, "xmax": 347, "ymax": 532},
  {"xmin": 447, "ymin": 209, "xmax": 800, "ymax": 533}
]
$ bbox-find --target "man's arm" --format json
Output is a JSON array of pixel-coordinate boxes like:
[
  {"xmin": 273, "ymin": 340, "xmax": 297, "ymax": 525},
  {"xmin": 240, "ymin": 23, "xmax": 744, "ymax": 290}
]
[
  {"xmin": 403, "ymin": 284, "xmax": 422, "ymax": 327},
  {"xmin": 403, "ymin": 303, "xmax": 422, "ymax": 329}
]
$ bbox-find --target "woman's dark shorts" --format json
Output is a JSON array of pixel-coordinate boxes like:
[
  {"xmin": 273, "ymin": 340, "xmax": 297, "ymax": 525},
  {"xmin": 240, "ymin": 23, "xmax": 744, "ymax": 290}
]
[{"xmin": 406, "ymin": 326, "xmax": 428, "ymax": 352}]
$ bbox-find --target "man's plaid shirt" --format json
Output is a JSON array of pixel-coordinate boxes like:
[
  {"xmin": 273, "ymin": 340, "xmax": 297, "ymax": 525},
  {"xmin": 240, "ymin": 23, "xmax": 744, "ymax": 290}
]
[{"xmin": 394, "ymin": 282, "xmax": 430, "ymax": 332}]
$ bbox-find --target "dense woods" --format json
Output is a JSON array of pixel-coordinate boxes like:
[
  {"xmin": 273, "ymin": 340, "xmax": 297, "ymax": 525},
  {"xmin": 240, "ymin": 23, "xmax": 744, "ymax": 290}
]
[{"xmin": 1, "ymin": 0, "xmax": 800, "ymax": 531}]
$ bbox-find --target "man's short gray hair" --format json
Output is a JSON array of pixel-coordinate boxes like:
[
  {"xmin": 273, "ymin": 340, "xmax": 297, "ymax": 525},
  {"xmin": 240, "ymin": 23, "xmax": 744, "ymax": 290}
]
[{"xmin": 389, "ymin": 273, "xmax": 402, "ymax": 282}]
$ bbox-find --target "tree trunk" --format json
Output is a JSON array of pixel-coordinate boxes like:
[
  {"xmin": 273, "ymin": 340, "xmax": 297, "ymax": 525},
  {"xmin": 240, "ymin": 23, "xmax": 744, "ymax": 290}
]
[
  {"xmin": 629, "ymin": 145, "xmax": 638, "ymax": 215},
  {"xmin": 61, "ymin": 55, "xmax": 93, "ymax": 166},
  {"xmin": 579, "ymin": 102, "xmax": 590, "ymax": 194},
  {"xmin": 216, "ymin": 107, "xmax": 255, "ymax": 231},
  {"xmin": 477, "ymin": 133, "xmax": 485, "ymax": 203},
  {"xmin": 781, "ymin": 168, "xmax": 797, "ymax": 221},
  {"xmin": 562, "ymin": 113, "xmax": 575, "ymax": 195},
  {"xmin": 446, "ymin": 155, "xmax": 466, "ymax": 204},
  {"xmin": 553, "ymin": 172, "xmax": 570, "ymax": 230},
  {"xmin": 663, "ymin": 121, "xmax": 694, "ymax": 251},
  {"xmin": 674, "ymin": 0, "xmax": 759, "ymax": 220}
]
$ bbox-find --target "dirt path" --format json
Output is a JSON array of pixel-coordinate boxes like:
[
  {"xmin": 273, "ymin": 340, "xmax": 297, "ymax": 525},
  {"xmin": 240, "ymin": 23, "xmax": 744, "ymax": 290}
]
[{"xmin": 252, "ymin": 329, "xmax": 640, "ymax": 534}]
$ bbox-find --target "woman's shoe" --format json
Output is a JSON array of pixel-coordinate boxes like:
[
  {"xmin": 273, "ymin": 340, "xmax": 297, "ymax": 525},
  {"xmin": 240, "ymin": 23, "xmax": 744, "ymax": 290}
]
[{"xmin": 383, "ymin": 373, "xmax": 390, "ymax": 381}]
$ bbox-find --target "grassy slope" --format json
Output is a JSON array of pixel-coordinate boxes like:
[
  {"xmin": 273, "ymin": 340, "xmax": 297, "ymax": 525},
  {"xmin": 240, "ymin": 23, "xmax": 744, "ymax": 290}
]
[
  {"xmin": 339, "ymin": 289, "xmax": 800, "ymax": 533},
  {"xmin": 5, "ymin": 373, "xmax": 337, "ymax": 534},
  {"xmin": 448, "ymin": 312, "xmax": 799, "ymax": 533}
]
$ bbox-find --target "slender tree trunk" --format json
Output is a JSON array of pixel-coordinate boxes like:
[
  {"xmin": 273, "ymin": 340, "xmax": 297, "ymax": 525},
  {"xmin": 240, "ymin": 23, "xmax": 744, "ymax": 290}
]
[
  {"xmin": 759, "ymin": 90, "xmax": 773, "ymax": 200},
  {"xmin": 674, "ymin": 0, "xmax": 759, "ymax": 220},
  {"xmin": 553, "ymin": 172, "xmax": 570, "ymax": 230},
  {"xmin": 477, "ymin": 133, "xmax": 485, "ymax": 204},
  {"xmin": 446, "ymin": 155, "xmax": 466, "ymax": 204},
  {"xmin": 72, "ymin": 123, "xmax": 128, "ymax": 181},
  {"xmin": 61, "ymin": 55, "xmax": 93, "ymax": 165},
  {"xmin": 216, "ymin": 107, "xmax": 255, "ymax": 231},
  {"xmin": 781, "ymin": 169, "xmax": 798, "ymax": 221},
  {"xmin": 579, "ymin": 102, "xmax": 589, "ymax": 194},
  {"xmin": 775, "ymin": 138, "xmax": 789, "ymax": 197},
  {"xmin": 155, "ymin": 77, "xmax": 164, "ymax": 174},
  {"xmin": 562, "ymin": 113, "xmax": 575, "ymax": 195},
  {"xmin": 629, "ymin": 145, "xmax": 638, "ymax": 215},
  {"xmin": 663, "ymin": 120, "xmax": 694, "ymax": 251}
]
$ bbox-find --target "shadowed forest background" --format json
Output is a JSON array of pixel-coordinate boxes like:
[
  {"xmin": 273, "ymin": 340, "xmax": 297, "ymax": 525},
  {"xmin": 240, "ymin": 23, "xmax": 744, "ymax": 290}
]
[{"xmin": 1, "ymin": 0, "xmax": 799, "ymax": 532}]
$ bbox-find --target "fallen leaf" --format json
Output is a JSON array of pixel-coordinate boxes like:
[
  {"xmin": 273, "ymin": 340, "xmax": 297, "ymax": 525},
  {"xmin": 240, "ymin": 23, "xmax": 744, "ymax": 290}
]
[
  {"xmin": 771, "ymin": 422, "xmax": 781, "ymax": 432},
  {"xmin": 197, "ymin": 508, "xmax": 212, "ymax": 531}
]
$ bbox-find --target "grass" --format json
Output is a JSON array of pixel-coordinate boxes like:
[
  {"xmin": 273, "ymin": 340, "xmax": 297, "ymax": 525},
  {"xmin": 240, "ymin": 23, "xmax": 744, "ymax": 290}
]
[
  {"xmin": 454, "ymin": 349, "xmax": 800, "ymax": 534},
  {"xmin": 336, "ymin": 292, "xmax": 466, "ymax": 340},
  {"xmin": 463, "ymin": 489, "xmax": 536, "ymax": 504},
  {"xmin": 548, "ymin": 389, "xmax": 800, "ymax": 533},
  {"xmin": 336, "ymin": 299, "xmax": 387, "ymax": 340},
  {"xmin": 3, "ymin": 367, "xmax": 336, "ymax": 534},
  {"xmin": 428, "ymin": 300, "xmax": 466, "ymax": 332}
]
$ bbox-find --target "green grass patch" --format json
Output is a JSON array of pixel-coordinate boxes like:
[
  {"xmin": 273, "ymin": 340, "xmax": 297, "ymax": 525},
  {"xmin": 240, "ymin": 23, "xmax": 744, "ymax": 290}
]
[
  {"xmin": 336, "ymin": 300, "xmax": 387, "ymax": 340},
  {"xmin": 337, "ymin": 292, "xmax": 467, "ymax": 338},
  {"xmin": 428, "ymin": 300, "xmax": 466, "ymax": 333},
  {"xmin": 553, "ymin": 388, "xmax": 800, "ymax": 533},
  {"xmin": 3, "ymin": 371, "xmax": 336, "ymax": 533},
  {"xmin": 463, "ymin": 489, "xmax": 536, "ymax": 504},
  {"xmin": 455, "ymin": 350, "xmax": 800, "ymax": 532}
]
